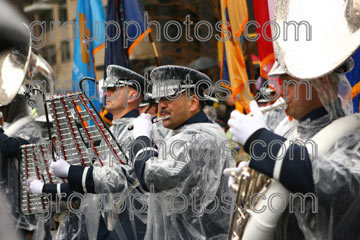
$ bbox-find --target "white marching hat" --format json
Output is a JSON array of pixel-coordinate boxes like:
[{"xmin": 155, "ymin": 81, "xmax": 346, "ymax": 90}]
[{"xmin": 273, "ymin": 0, "xmax": 360, "ymax": 79}]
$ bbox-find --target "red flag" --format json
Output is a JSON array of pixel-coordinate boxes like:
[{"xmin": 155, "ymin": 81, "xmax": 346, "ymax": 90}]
[{"xmin": 253, "ymin": 0, "xmax": 275, "ymax": 79}]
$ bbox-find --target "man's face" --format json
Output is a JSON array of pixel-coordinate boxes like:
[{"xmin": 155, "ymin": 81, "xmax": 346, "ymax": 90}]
[
  {"xmin": 279, "ymin": 75, "xmax": 320, "ymax": 120},
  {"xmin": 104, "ymin": 86, "xmax": 127, "ymax": 113},
  {"xmin": 158, "ymin": 93, "xmax": 193, "ymax": 129}
]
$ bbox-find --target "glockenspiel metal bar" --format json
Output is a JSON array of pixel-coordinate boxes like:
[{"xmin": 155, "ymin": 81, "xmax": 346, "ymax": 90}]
[
  {"xmin": 75, "ymin": 94, "xmax": 123, "ymax": 165},
  {"xmin": 19, "ymin": 92, "xmax": 125, "ymax": 215}
]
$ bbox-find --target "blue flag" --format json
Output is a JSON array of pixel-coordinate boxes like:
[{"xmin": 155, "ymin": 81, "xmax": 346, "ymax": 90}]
[
  {"xmin": 72, "ymin": 0, "xmax": 105, "ymax": 110},
  {"xmin": 123, "ymin": 0, "xmax": 151, "ymax": 55},
  {"xmin": 104, "ymin": 0, "xmax": 150, "ymax": 74},
  {"xmin": 104, "ymin": 0, "xmax": 130, "ymax": 72},
  {"xmin": 221, "ymin": 42, "xmax": 230, "ymax": 84},
  {"xmin": 346, "ymin": 49, "xmax": 360, "ymax": 113}
]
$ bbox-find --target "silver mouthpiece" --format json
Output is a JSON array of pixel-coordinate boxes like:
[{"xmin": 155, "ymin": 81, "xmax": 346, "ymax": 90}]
[{"xmin": 250, "ymin": 98, "xmax": 288, "ymax": 116}]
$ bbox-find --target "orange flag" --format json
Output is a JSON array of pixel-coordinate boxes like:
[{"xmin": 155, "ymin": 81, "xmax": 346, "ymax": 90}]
[{"xmin": 220, "ymin": 0, "xmax": 252, "ymax": 113}]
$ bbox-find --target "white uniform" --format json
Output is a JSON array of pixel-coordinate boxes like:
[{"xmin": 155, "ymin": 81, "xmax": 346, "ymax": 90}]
[{"xmin": 131, "ymin": 111, "xmax": 234, "ymax": 239}]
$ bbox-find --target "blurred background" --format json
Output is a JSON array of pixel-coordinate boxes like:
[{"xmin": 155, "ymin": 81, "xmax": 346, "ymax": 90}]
[{"xmin": 15, "ymin": 0, "xmax": 259, "ymax": 93}]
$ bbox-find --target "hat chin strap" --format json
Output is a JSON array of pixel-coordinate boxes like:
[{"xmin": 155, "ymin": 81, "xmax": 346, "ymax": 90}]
[{"xmin": 179, "ymin": 85, "xmax": 218, "ymax": 103}]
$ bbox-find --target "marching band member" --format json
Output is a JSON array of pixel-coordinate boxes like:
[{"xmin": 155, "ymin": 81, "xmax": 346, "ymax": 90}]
[
  {"xmin": 130, "ymin": 65, "xmax": 234, "ymax": 239},
  {"xmin": 227, "ymin": 0, "xmax": 360, "ymax": 238},
  {"xmin": 0, "ymin": 94, "xmax": 43, "ymax": 235},
  {"xmin": 0, "ymin": 1, "xmax": 46, "ymax": 238},
  {"xmin": 29, "ymin": 65, "xmax": 148, "ymax": 239}
]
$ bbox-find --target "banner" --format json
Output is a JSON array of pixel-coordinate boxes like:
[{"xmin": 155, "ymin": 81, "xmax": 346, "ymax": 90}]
[
  {"xmin": 72, "ymin": 0, "xmax": 106, "ymax": 110},
  {"xmin": 220, "ymin": 0, "xmax": 252, "ymax": 113}
]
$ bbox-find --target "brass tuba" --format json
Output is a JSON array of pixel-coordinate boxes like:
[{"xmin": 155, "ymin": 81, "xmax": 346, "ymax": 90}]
[
  {"xmin": 0, "ymin": 43, "xmax": 31, "ymax": 106},
  {"xmin": 228, "ymin": 167, "xmax": 271, "ymax": 240},
  {"xmin": 25, "ymin": 48, "xmax": 55, "ymax": 116},
  {"xmin": 0, "ymin": 40, "xmax": 55, "ymax": 119},
  {"xmin": 26, "ymin": 48, "xmax": 55, "ymax": 96},
  {"xmin": 228, "ymin": 99, "xmax": 289, "ymax": 240}
]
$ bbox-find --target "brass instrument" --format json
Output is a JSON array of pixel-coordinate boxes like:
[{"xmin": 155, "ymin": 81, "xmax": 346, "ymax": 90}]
[
  {"xmin": 229, "ymin": 167, "xmax": 271, "ymax": 239},
  {"xmin": 0, "ymin": 44, "xmax": 31, "ymax": 106},
  {"xmin": 228, "ymin": 99, "xmax": 288, "ymax": 240},
  {"xmin": 0, "ymin": 41, "xmax": 57, "ymax": 216},
  {"xmin": 249, "ymin": 97, "xmax": 288, "ymax": 117},
  {"xmin": 0, "ymin": 39, "xmax": 55, "ymax": 104}
]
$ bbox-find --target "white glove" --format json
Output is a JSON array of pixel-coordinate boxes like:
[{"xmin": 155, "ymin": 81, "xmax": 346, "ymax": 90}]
[
  {"xmin": 132, "ymin": 113, "xmax": 153, "ymax": 139},
  {"xmin": 27, "ymin": 179, "xmax": 44, "ymax": 194},
  {"xmin": 50, "ymin": 157, "xmax": 70, "ymax": 178},
  {"xmin": 228, "ymin": 100, "xmax": 267, "ymax": 145},
  {"xmin": 223, "ymin": 161, "xmax": 249, "ymax": 188}
]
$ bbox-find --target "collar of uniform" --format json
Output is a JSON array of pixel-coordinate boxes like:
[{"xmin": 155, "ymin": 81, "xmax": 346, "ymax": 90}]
[
  {"xmin": 300, "ymin": 106, "xmax": 328, "ymax": 122},
  {"xmin": 175, "ymin": 110, "xmax": 212, "ymax": 130},
  {"xmin": 112, "ymin": 109, "xmax": 139, "ymax": 124},
  {"xmin": 300, "ymin": 98, "xmax": 344, "ymax": 122},
  {"xmin": 122, "ymin": 109, "xmax": 139, "ymax": 118}
]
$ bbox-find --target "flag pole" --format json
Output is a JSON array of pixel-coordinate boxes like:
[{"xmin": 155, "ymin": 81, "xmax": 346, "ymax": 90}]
[
  {"xmin": 148, "ymin": 32, "xmax": 160, "ymax": 66},
  {"xmin": 244, "ymin": 38, "xmax": 256, "ymax": 95}
]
